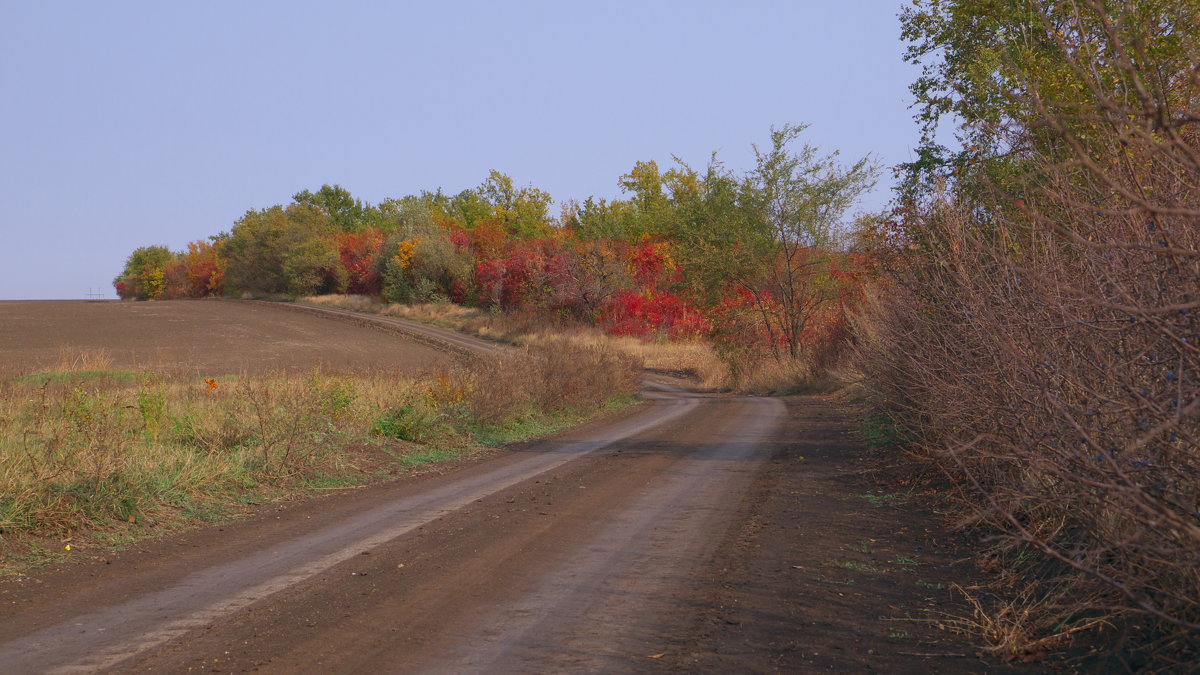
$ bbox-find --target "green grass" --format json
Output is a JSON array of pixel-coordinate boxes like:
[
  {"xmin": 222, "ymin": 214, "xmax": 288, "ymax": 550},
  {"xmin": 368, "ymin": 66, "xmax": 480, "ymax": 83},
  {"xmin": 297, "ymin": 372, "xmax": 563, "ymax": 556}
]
[
  {"xmin": 13, "ymin": 369, "xmax": 138, "ymax": 386},
  {"xmin": 398, "ymin": 446, "xmax": 461, "ymax": 466},
  {"xmin": 849, "ymin": 539, "xmax": 875, "ymax": 554},
  {"xmin": 861, "ymin": 493, "xmax": 906, "ymax": 508},
  {"xmin": 301, "ymin": 472, "xmax": 366, "ymax": 489},
  {"xmin": 858, "ymin": 411, "xmax": 910, "ymax": 451},
  {"xmin": 837, "ymin": 561, "xmax": 883, "ymax": 573}
]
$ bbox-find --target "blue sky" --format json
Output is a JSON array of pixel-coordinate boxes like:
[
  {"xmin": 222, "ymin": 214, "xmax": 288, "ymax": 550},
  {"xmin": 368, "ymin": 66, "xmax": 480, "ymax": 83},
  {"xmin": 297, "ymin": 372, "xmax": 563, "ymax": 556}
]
[{"xmin": 1, "ymin": 1, "xmax": 922, "ymax": 300}]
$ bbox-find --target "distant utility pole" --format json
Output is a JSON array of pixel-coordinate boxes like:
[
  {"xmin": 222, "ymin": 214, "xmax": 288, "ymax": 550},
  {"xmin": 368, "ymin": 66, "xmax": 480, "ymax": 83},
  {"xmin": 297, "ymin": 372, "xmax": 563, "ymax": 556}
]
[{"xmin": 86, "ymin": 287, "xmax": 105, "ymax": 300}]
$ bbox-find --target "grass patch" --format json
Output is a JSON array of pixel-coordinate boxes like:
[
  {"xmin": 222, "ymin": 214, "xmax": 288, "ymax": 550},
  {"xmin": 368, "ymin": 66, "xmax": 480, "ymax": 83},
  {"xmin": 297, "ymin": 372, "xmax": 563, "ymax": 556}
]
[
  {"xmin": 397, "ymin": 446, "xmax": 460, "ymax": 466},
  {"xmin": 857, "ymin": 410, "xmax": 911, "ymax": 451},
  {"xmin": 861, "ymin": 493, "xmax": 905, "ymax": 508},
  {"xmin": 301, "ymin": 472, "xmax": 366, "ymax": 489},
  {"xmin": 14, "ymin": 369, "xmax": 139, "ymax": 386},
  {"xmin": 837, "ymin": 560, "xmax": 883, "ymax": 573},
  {"xmin": 0, "ymin": 336, "xmax": 641, "ymax": 570}
]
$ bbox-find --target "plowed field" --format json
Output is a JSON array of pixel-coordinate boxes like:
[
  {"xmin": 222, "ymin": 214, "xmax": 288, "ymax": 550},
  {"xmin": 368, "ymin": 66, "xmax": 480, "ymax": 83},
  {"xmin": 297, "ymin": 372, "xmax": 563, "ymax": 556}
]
[{"xmin": 0, "ymin": 300, "xmax": 454, "ymax": 377}]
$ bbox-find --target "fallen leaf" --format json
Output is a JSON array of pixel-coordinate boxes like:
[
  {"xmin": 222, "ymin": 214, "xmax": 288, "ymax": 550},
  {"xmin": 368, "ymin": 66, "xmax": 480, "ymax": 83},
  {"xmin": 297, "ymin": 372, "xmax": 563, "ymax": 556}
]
[{"xmin": 647, "ymin": 653, "xmax": 666, "ymax": 659}]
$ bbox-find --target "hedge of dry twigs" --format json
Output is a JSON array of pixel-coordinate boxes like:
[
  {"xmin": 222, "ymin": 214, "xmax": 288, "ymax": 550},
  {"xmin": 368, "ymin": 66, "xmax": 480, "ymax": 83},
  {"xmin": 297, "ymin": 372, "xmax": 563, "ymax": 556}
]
[{"xmin": 859, "ymin": 5, "xmax": 1199, "ymax": 667}]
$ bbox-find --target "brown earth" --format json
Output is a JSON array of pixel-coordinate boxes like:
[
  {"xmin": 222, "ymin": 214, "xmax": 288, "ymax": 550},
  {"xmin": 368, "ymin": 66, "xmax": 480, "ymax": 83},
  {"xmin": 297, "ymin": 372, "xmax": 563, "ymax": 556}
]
[
  {"xmin": 0, "ymin": 299, "xmax": 457, "ymax": 377},
  {"xmin": 0, "ymin": 301, "xmax": 1043, "ymax": 673}
]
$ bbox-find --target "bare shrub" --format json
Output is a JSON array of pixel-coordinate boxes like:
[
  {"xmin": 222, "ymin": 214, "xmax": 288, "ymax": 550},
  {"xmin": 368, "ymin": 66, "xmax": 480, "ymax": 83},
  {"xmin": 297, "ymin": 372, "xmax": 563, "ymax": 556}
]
[{"xmin": 860, "ymin": 3, "xmax": 1200, "ymax": 663}]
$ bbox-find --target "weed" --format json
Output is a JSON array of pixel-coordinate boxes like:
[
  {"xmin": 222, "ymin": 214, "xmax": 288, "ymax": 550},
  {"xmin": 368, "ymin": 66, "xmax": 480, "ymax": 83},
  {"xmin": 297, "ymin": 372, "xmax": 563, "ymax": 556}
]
[
  {"xmin": 372, "ymin": 404, "xmax": 441, "ymax": 442},
  {"xmin": 858, "ymin": 411, "xmax": 909, "ymax": 451},
  {"xmin": 916, "ymin": 579, "xmax": 946, "ymax": 590},
  {"xmin": 398, "ymin": 447, "xmax": 459, "ymax": 466},
  {"xmin": 837, "ymin": 561, "xmax": 883, "ymax": 573},
  {"xmin": 137, "ymin": 388, "xmax": 167, "ymax": 440},
  {"xmin": 861, "ymin": 493, "xmax": 904, "ymax": 508},
  {"xmin": 301, "ymin": 472, "xmax": 364, "ymax": 489},
  {"xmin": 14, "ymin": 369, "xmax": 138, "ymax": 386},
  {"xmin": 849, "ymin": 539, "xmax": 874, "ymax": 554}
]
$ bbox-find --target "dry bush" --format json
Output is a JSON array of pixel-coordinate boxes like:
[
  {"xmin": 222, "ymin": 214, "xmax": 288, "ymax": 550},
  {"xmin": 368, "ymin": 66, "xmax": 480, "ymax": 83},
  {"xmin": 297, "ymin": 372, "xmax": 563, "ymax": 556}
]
[
  {"xmin": 464, "ymin": 337, "xmax": 640, "ymax": 423},
  {"xmin": 859, "ymin": 10, "xmax": 1200, "ymax": 664}
]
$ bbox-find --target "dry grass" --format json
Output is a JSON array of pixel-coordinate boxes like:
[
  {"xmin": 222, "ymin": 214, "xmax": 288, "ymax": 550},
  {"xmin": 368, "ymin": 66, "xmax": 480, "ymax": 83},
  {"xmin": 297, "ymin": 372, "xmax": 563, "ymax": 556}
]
[
  {"xmin": 302, "ymin": 295, "xmax": 731, "ymax": 389},
  {"xmin": 53, "ymin": 346, "xmax": 114, "ymax": 372},
  {"xmin": 0, "ymin": 339, "xmax": 639, "ymax": 554}
]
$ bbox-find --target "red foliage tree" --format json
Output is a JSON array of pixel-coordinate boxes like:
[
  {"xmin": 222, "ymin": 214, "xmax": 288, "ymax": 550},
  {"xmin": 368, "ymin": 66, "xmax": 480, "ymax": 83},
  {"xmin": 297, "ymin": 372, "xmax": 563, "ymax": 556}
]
[{"xmin": 335, "ymin": 228, "xmax": 384, "ymax": 295}]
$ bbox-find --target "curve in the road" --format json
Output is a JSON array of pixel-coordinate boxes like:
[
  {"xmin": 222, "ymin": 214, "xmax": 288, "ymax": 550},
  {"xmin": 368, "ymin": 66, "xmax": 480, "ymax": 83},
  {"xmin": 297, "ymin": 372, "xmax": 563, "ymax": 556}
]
[{"xmin": 0, "ymin": 304, "xmax": 788, "ymax": 674}]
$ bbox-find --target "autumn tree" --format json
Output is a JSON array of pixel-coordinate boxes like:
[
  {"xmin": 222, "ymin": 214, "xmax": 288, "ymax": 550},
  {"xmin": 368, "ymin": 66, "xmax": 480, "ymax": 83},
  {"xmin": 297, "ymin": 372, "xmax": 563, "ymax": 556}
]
[
  {"xmin": 113, "ymin": 245, "xmax": 176, "ymax": 300},
  {"xmin": 182, "ymin": 239, "xmax": 225, "ymax": 296},
  {"xmin": 675, "ymin": 125, "xmax": 877, "ymax": 359}
]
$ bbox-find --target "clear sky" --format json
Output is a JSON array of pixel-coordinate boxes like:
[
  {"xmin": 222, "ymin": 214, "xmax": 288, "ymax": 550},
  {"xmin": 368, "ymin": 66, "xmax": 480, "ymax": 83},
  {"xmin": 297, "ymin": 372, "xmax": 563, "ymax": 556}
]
[{"xmin": 0, "ymin": 1, "xmax": 922, "ymax": 300}]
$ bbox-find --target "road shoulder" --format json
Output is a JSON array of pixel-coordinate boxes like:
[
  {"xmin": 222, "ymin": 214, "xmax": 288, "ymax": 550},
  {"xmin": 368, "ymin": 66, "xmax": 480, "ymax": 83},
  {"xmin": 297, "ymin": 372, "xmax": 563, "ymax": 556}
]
[{"xmin": 663, "ymin": 394, "xmax": 1042, "ymax": 674}]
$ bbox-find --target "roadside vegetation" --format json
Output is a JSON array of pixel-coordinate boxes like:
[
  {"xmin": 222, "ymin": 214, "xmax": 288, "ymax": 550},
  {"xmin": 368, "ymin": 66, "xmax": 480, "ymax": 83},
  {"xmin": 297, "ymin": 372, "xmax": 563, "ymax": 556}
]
[
  {"xmin": 855, "ymin": 0, "xmax": 1200, "ymax": 667},
  {"xmin": 300, "ymin": 295, "xmax": 736, "ymax": 390},
  {"xmin": 0, "ymin": 342, "xmax": 637, "ymax": 566}
]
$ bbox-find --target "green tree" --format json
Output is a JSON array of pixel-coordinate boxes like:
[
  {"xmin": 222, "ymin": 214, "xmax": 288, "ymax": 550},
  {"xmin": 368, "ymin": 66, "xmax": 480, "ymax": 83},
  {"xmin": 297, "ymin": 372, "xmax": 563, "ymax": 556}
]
[
  {"xmin": 222, "ymin": 203, "xmax": 334, "ymax": 296},
  {"xmin": 478, "ymin": 170, "xmax": 553, "ymax": 237},
  {"xmin": 283, "ymin": 237, "xmax": 346, "ymax": 296},
  {"xmin": 898, "ymin": 0, "xmax": 1199, "ymax": 204},
  {"xmin": 677, "ymin": 125, "xmax": 878, "ymax": 358},
  {"xmin": 292, "ymin": 184, "xmax": 367, "ymax": 231}
]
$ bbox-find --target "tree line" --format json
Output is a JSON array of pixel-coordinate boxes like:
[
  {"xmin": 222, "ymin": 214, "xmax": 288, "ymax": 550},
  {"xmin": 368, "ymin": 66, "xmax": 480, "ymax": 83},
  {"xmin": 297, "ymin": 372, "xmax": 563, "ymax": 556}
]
[{"xmin": 115, "ymin": 128, "xmax": 878, "ymax": 367}]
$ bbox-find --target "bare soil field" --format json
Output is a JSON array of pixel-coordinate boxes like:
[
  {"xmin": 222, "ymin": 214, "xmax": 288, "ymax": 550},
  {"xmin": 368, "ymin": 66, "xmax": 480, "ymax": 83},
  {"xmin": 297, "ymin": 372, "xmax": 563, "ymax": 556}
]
[{"xmin": 0, "ymin": 300, "xmax": 455, "ymax": 377}]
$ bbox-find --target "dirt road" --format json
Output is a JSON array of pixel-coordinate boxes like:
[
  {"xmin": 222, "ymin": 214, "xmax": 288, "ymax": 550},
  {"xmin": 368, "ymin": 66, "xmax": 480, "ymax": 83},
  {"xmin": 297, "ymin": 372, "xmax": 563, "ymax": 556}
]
[{"xmin": 0, "ymin": 381, "xmax": 789, "ymax": 673}]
